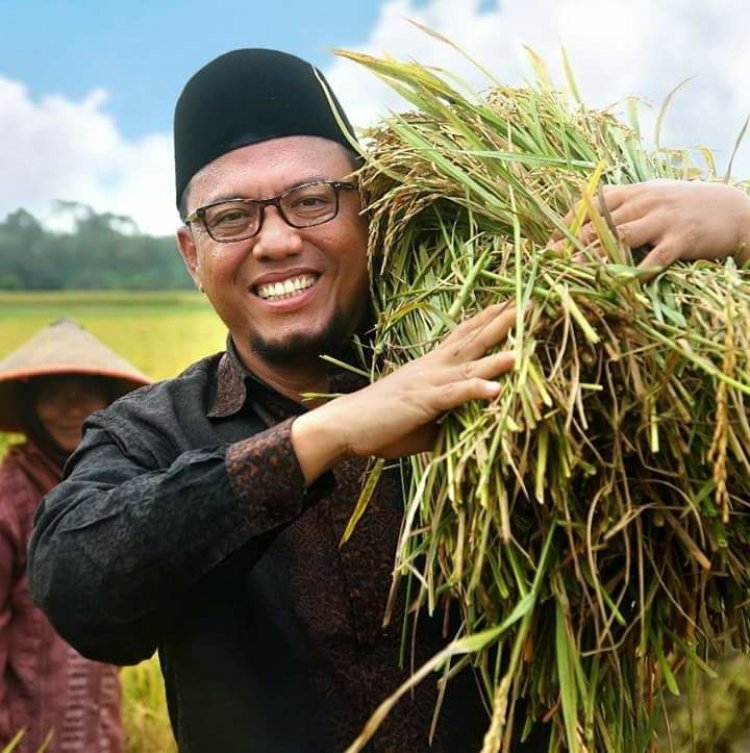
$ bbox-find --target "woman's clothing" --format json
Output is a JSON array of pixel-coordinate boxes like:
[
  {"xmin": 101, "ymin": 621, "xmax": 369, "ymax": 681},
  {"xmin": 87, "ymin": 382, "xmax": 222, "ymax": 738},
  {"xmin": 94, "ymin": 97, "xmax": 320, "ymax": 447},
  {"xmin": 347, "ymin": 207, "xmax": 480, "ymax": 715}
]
[{"xmin": 0, "ymin": 440, "xmax": 123, "ymax": 753}]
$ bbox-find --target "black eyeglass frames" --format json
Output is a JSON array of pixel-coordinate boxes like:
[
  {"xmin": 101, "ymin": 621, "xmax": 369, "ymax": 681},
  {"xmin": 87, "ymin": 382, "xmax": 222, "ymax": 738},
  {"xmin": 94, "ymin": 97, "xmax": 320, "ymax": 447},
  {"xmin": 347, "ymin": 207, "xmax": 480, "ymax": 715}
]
[{"xmin": 184, "ymin": 180, "xmax": 357, "ymax": 243}]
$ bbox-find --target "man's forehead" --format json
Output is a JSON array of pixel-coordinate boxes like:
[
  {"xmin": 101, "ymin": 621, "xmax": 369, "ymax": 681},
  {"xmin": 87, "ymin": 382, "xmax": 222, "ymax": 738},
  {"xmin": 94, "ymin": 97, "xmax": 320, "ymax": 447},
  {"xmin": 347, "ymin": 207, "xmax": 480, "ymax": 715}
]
[{"xmin": 188, "ymin": 136, "xmax": 354, "ymax": 203}]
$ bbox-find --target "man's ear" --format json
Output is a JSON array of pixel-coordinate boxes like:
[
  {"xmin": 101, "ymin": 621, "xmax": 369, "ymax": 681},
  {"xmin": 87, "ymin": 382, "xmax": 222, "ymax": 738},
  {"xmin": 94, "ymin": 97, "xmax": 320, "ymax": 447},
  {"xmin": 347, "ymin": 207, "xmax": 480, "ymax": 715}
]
[{"xmin": 177, "ymin": 227, "xmax": 202, "ymax": 291}]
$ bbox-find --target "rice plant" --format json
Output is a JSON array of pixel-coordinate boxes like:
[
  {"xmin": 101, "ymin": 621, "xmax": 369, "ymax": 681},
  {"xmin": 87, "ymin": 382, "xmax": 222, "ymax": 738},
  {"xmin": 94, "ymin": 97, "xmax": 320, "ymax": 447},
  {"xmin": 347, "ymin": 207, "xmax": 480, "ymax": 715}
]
[{"xmin": 336, "ymin": 37, "xmax": 750, "ymax": 753}]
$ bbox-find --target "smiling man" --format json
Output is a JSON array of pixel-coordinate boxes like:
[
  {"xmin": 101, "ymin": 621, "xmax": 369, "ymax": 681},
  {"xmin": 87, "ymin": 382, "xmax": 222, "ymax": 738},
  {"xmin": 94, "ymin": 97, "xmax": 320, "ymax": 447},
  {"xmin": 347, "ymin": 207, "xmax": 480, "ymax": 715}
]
[
  {"xmin": 27, "ymin": 49, "xmax": 750, "ymax": 753},
  {"xmin": 179, "ymin": 136, "xmax": 370, "ymax": 393}
]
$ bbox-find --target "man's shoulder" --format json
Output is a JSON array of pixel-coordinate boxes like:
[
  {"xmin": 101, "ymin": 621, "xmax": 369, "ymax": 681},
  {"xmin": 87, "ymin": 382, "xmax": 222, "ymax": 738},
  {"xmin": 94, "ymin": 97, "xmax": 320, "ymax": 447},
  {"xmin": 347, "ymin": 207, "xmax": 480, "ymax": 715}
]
[
  {"xmin": 115, "ymin": 351, "xmax": 223, "ymax": 408},
  {"xmin": 87, "ymin": 351, "xmax": 225, "ymax": 445}
]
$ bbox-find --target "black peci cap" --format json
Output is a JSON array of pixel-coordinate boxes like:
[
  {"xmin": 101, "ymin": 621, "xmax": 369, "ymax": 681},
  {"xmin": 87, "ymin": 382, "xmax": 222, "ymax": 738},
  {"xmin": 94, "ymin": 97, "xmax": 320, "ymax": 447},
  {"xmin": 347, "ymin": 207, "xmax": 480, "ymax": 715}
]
[{"xmin": 173, "ymin": 48, "xmax": 357, "ymax": 207}]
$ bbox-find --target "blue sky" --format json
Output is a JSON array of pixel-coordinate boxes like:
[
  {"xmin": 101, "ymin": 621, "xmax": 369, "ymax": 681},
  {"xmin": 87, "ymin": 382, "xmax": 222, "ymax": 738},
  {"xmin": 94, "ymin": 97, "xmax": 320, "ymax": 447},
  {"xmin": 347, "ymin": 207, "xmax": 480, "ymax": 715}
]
[
  {"xmin": 0, "ymin": 0, "xmax": 384, "ymax": 138},
  {"xmin": 2, "ymin": 0, "xmax": 748, "ymax": 234}
]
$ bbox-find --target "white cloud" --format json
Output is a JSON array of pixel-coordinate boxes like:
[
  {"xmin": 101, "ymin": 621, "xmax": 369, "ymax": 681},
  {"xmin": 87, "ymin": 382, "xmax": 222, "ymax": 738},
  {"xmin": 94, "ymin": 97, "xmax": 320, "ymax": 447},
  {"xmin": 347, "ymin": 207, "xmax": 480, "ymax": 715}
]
[
  {"xmin": 2, "ymin": 0, "xmax": 748, "ymax": 237},
  {"xmin": 0, "ymin": 77, "xmax": 177, "ymax": 235},
  {"xmin": 325, "ymin": 0, "xmax": 750, "ymax": 179}
]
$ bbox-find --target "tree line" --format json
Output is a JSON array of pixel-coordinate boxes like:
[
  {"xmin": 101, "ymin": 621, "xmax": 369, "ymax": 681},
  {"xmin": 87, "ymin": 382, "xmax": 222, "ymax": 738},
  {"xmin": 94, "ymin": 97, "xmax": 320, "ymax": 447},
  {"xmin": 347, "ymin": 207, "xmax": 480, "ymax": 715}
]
[{"xmin": 0, "ymin": 204, "xmax": 193, "ymax": 290}]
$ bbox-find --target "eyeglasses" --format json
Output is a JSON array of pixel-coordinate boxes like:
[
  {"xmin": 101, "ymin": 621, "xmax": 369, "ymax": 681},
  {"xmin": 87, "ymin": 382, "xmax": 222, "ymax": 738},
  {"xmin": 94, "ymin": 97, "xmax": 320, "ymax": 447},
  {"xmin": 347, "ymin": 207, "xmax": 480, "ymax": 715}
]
[{"xmin": 184, "ymin": 180, "xmax": 357, "ymax": 243}]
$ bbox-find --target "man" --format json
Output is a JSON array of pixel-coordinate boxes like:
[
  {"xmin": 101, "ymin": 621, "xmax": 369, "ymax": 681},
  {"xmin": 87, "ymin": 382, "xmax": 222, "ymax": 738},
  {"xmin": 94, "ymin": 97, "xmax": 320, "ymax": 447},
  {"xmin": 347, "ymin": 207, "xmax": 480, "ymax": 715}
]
[{"xmin": 28, "ymin": 49, "xmax": 750, "ymax": 753}]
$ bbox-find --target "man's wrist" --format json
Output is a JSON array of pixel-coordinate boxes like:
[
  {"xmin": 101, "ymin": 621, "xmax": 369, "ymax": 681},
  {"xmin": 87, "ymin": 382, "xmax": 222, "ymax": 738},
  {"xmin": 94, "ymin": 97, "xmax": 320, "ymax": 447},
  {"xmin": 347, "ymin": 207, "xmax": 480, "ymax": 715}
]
[{"xmin": 290, "ymin": 404, "xmax": 351, "ymax": 486}]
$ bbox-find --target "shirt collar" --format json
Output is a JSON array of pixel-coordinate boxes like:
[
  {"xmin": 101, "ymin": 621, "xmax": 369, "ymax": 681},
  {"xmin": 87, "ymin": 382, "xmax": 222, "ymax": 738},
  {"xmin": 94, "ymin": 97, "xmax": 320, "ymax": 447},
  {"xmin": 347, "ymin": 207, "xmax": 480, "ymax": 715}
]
[
  {"xmin": 207, "ymin": 337, "xmax": 369, "ymax": 420},
  {"xmin": 207, "ymin": 338, "xmax": 248, "ymax": 419}
]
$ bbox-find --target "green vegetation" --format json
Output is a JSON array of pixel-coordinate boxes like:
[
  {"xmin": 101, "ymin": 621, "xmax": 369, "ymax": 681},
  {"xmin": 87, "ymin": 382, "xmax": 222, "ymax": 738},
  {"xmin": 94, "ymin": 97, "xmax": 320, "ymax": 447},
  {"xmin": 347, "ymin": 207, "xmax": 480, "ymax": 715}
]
[
  {"xmin": 657, "ymin": 654, "xmax": 750, "ymax": 753},
  {"xmin": 121, "ymin": 657, "xmax": 177, "ymax": 753},
  {"xmin": 0, "ymin": 204, "xmax": 192, "ymax": 290}
]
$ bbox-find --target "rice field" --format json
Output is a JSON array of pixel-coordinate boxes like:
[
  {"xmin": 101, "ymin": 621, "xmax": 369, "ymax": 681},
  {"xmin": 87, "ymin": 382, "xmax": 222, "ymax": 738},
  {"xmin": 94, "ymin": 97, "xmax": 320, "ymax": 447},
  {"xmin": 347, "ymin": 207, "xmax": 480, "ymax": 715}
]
[
  {"xmin": 0, "ymin": 290, "xmax": 226, "ymax": 753},
  {"xmin": 0, "ymin": 290, "xmax": 226, "ymax": 380}
]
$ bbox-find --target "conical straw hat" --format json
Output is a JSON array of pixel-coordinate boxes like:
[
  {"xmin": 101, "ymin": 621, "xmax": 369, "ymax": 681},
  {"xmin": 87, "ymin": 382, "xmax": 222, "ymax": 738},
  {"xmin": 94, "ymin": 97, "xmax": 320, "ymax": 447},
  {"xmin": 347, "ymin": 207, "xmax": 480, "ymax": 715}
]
[{"xmin": 0, "ymin": 317, "xmax": 151, "ymax": 433}]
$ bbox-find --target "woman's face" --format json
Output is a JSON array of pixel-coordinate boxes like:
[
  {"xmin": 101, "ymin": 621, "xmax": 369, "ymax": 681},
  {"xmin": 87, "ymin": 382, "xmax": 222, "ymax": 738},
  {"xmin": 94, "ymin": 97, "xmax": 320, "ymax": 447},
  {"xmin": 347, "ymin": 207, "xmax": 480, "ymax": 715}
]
[{"xmin": 34, "ymin": 375, "xmax": 110, "ymax": 452}]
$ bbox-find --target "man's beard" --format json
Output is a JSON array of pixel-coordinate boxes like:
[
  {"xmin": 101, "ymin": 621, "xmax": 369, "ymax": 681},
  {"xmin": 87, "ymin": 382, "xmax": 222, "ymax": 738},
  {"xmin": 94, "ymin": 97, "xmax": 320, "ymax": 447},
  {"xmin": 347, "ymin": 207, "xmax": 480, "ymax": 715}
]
[{"xmin": 248, "ymin": 307, "xmax": 356, "ymax": 366}]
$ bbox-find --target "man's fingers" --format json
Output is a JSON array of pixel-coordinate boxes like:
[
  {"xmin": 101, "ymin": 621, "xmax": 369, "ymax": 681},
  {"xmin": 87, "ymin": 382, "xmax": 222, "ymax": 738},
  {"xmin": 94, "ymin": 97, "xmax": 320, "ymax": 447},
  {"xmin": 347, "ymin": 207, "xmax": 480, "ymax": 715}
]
[
  {"xmin": 442, "ymin": 302, "xmax": 512, "ymax": 345},
  {"xmin": 451, "ymin": 304, "xmax": 517, "ymax": 360},
  {"xmin": 549, "ymin": 187, "xmax": 645, "ymax": 249},
  {"xmin": 595, "ymin": 184, "xmax": 631, "ymax": 214},
  {"xmin": 456, "ymin": 350, "xmax": 515, "ymax": 382},
  {"xmin": 440, "ymin": 302, "xmax": 514, "ymax": 356},
  {"xmin": 552, "ymin": 215, "xmax": 660, "ymax": 264},
  {"xmin": 429, "ymin": 377, "xmax": 504, "ymax": 413},
  {"xmin": 579, "ymin": 222, "xmax": 599, "ymax": 247},
  {"xmin": 548, "ymin": 219, "xmax": 606, "ymax": 255},
  {"xmin": 470, "ymin": 305, "xmax": 518, "ymax": 354},
  {"xmin": 580, "ymin": 209, "xmax": 650, "ymax": 248},
  {"xmin": 547, "ymin": 237, "xmax": 567, "ymax": 255},
  {"xmin": 636, "ymin": 241, "xmax": 676, "ymax": 281}
]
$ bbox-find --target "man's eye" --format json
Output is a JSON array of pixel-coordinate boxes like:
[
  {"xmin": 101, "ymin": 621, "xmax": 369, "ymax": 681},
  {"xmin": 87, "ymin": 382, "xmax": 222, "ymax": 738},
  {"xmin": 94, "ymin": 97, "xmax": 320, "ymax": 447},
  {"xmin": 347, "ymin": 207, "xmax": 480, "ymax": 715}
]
[
  {"xmin": 289, "ymin": 194, "xmax": 335, "ymax": 214},
  {"xmin": 211, "ymin": 208, "xmax": 254, "ymax": 226}
]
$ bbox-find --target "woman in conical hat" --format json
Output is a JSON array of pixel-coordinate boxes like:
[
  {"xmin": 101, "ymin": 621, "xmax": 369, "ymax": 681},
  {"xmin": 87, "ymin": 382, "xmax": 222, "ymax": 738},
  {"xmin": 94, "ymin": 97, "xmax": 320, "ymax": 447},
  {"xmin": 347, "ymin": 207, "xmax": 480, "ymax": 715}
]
[{"xmin": 0, "ymin": 318, "xmax": 149, "ymax": 753}]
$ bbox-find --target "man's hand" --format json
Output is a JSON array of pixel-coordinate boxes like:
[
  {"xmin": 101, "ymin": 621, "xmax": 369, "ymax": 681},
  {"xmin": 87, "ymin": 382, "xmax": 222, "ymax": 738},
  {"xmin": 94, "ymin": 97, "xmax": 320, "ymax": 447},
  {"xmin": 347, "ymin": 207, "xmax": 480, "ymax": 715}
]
[
  {"xmin": 291, "ymin": 303, "xmax": 517, "ymax": 484},
  {"xmin": 550, "ymin": 179, "xmax": 750, "ymax": 272}
]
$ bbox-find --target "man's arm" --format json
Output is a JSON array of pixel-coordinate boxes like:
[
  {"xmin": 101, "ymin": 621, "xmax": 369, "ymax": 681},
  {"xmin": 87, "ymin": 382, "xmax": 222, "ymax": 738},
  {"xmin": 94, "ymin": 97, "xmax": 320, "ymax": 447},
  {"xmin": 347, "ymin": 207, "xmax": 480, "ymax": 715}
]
[
  {"xmin": 29, "ymin": 303, "xmax": 518, "ymax": 663},
  {"xmin": 292, "ymin": 303, "xmax": 517, "ymax": 484},
  {"xmin": 28, "ymin": 417, "xmax": 327, "ymax": 665}
]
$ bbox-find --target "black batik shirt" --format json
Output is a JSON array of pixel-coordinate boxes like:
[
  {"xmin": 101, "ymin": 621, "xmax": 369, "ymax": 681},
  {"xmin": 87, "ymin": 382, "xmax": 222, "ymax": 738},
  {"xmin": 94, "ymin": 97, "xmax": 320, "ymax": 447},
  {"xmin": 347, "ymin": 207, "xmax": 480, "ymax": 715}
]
[{"xmin": 28, "ymin": 342, "xmax": 548, "ymax": 753}]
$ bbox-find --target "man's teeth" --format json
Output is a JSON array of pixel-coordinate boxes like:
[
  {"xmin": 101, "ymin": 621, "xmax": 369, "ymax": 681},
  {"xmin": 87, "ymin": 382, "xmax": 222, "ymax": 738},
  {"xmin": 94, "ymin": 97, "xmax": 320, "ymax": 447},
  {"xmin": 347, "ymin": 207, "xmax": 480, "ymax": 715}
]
[{"xmin": 256, "ymin": 275, "xmax": 317, "ymax": 301}]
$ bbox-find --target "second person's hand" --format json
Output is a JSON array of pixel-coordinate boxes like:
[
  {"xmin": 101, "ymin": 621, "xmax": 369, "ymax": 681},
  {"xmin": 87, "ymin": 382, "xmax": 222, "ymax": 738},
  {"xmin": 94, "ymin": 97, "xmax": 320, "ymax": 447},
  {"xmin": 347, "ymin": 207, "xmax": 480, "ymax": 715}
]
[{"xmin": 549, "ymin": 179, "xmax": 750, "ymax": 276}]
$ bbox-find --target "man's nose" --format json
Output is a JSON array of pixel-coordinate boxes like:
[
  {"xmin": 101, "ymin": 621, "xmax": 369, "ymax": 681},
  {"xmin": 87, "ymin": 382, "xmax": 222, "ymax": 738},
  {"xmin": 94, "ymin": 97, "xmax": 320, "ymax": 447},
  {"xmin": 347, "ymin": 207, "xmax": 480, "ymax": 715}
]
[{"xmin": 251, "ymin": 206, "xmax": 304, "ymax": 260}]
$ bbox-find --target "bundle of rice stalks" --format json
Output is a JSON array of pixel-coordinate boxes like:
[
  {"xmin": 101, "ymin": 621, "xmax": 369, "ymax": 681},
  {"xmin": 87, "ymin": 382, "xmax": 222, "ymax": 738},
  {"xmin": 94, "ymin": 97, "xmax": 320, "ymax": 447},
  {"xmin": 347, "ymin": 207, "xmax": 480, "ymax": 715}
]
[{"xmin": 335, "ymin": 37, "xmax": 750, "ymax": 753}]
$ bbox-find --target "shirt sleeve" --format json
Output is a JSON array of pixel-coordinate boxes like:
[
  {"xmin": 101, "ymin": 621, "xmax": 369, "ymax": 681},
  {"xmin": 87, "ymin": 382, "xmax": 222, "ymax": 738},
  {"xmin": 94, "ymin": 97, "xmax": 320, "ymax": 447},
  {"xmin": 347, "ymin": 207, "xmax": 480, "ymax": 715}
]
[{"xmin": 28, "ymin": 416, "xmax": 332, "ymax": 666}]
